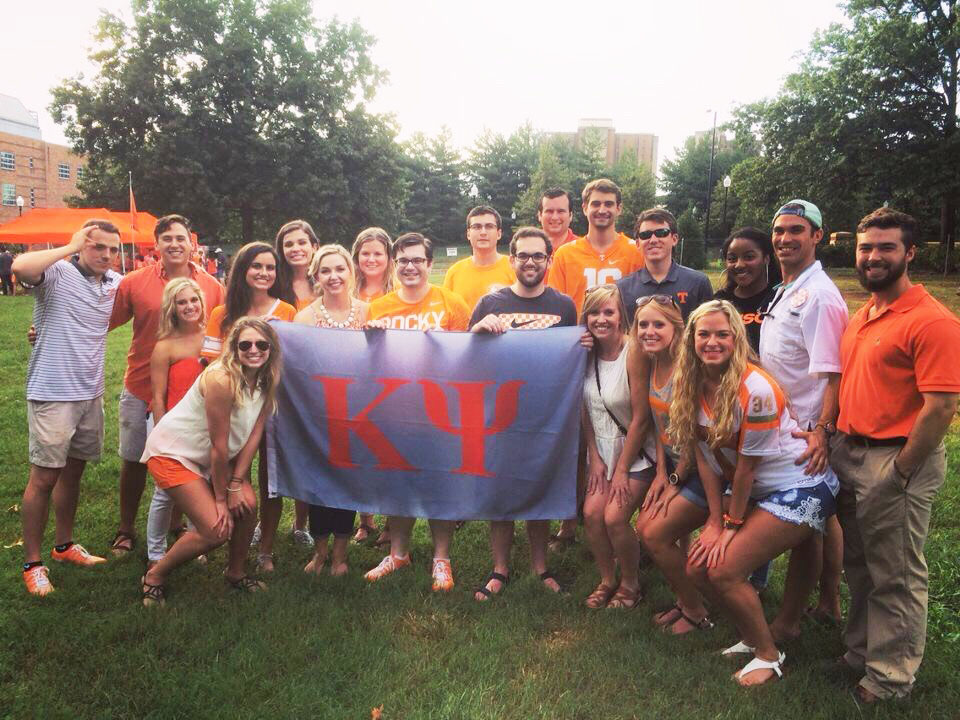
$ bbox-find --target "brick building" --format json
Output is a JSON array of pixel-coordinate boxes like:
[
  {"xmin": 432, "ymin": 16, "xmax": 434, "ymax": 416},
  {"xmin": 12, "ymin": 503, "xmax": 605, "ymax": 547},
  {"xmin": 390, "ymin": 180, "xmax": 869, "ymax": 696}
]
[
  {"xmin": 0, "ymin": 94, "xmax": 85, "ymax": 226},
  {"xmin": 545, "ymin": 119, "xmax": 658, "ymax": 175}
]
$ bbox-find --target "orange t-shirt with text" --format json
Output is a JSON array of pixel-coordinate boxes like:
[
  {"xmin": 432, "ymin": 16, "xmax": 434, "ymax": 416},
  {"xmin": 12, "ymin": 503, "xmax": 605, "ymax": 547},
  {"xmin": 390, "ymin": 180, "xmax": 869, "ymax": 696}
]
[
  {"xmin": 442, "ymin": 254, "xmax": 516, "ymax": 311},
  {"xmin": 368, "ymin": 285, "xmax": 469, "ymax": 331},
  {"xmin": 546, "ymin": 233, "xmax": 643, "ymax": 317}
]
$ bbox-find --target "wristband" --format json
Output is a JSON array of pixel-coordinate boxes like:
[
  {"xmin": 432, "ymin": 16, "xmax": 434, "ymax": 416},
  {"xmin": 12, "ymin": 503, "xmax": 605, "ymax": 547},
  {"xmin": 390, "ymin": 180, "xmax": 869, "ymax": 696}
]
[
  {"xmin": 226, "ymin": 486, "xmax": 242, "ymax": 493},
  {"xmin": 722, "ymin": 513, "xmax": 744, "ymax": 531}
]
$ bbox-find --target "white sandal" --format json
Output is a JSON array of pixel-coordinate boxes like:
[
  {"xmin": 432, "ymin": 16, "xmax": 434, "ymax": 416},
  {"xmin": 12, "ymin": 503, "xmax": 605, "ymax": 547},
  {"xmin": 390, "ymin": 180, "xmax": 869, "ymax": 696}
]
[
  {"xmin": 721, "ymin": 640, "xmax": 756, "ymax": 656},
  {"xmin": 736, "ymin": 652, "xmax": 785, "ymax": 685}
]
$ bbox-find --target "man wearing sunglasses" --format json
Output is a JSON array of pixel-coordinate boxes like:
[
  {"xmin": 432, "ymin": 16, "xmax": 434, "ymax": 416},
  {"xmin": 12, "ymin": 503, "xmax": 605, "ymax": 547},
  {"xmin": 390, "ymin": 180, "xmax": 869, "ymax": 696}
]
[
  {"xmin": 616, "ymin": 208, "xmax": 712, "ymax": 325},
  {"xmin": 468, "ymin": 227, "xmax": 577, "ymax": 600},
  {"xmin": 442, "ymin": 206, "xmax": 516, "ymax": 311}
]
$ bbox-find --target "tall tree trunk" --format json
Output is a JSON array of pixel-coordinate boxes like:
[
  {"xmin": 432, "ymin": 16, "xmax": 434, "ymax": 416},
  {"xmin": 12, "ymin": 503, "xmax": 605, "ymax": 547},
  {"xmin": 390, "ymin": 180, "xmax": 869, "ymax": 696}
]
[{"xmin": 240, "ymin": 202, "xmax": 255, "ymax": 247}]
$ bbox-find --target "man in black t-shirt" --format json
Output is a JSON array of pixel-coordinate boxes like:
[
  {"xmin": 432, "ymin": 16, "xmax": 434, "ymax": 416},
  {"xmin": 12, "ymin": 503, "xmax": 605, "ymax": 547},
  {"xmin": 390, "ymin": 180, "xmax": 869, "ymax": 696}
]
[{"xmin": 469, "ymin": 227, "xmax": 575, "ymax": 601}]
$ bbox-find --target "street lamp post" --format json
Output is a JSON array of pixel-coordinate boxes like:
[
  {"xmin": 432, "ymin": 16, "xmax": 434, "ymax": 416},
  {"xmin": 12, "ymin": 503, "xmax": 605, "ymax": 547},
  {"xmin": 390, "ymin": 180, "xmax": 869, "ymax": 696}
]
[
  {"xmin": 721, "ymin": 175, "xmax": 731, "ymax": 237},
  {"xmin": 703, "ymin": 110, "xmax": 717, "ymax": 242},
  {"xmin": 16, "ymin": 195, "xmax": 24, "ymax": 216}
]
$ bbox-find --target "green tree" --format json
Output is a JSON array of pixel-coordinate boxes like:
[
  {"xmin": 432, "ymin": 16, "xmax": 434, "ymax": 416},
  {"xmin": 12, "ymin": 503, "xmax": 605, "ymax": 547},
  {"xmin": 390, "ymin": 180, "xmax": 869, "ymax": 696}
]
[
  {"xmin": 609, "ymin": 154, "xmax": 657, "ymax": 237},
  {"xmin": 513, "ymin": 137, "xmax": 579, "ymax": 227},
  {"xmin": 51, "ymin": 0, "xmax": 405, "ymax": 244},
  {"xmin": 399, "ymin": 129, "xmax": 468, "ymax": 245}
]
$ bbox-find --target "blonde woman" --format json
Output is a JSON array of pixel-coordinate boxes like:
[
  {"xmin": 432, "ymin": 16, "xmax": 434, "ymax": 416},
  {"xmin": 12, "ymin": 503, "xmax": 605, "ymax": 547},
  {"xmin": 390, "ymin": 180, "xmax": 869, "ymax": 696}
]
[
  {"xmin": 634, "ymin": 295, "xmax": 715, "ymax": 634},
  {"xmin": 671, "ymin": 300, "xmax": 838, "ymax": 687},
  {"xmin": 294, "ymin": 245, "xmax": 368, "ymax": 576},
  {"xmin": 580, "ymin": 284, "xmax": 653, "ymax": 610},
  {"xmin": 140, "ymin": 318, "xmax": 282, "ymax": 605},
  {"xmin": 145, "ymin": 278, "xmax": 207, "ymax": 568}
]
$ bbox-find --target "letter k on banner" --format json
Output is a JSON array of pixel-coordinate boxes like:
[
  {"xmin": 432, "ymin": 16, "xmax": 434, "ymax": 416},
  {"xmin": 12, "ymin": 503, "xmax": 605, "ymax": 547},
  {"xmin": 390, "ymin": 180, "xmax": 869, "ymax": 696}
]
[{"xmin": 265, "ymin": 322, "xmax": 586, "ymax": 521}]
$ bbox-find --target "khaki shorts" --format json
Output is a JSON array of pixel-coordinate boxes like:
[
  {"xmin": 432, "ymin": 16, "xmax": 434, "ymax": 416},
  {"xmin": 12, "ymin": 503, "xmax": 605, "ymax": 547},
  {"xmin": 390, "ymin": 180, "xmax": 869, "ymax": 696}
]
[
  {"xmin": 118, "ymin": 387, "xmax": 149, "ymax": 462},
  {"xmin": 27, "ymin": 396, "xmax": 104, "ymax": 468}
]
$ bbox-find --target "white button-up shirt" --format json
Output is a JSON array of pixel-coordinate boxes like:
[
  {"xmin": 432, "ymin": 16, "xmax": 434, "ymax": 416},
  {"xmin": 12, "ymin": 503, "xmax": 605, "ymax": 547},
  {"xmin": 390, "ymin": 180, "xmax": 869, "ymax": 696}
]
[{"xmin": 758, "ymin": 260, "xmax": 848, "ymax": 428}]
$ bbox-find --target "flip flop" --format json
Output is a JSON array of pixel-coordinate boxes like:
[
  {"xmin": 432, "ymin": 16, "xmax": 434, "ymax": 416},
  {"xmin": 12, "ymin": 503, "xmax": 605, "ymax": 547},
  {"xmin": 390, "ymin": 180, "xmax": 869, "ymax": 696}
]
[
  {"xmin": 721, "ymin": 640, "xmax": 756, "ymax": 657},
  {"xmin": 110, "ymin": 531, "xmax": 136, "ymax": 557},
  {"xmin": 735, "ymin": 652, "xmax": 785, "ymax": 686}
]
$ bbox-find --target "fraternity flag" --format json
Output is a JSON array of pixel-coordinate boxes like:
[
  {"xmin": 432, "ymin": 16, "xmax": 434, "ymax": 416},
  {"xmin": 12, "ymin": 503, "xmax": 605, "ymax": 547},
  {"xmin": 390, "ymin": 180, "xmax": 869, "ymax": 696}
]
[{"xmin": 266, "ymin": 323, "xmax": 586, "ymax": 521}]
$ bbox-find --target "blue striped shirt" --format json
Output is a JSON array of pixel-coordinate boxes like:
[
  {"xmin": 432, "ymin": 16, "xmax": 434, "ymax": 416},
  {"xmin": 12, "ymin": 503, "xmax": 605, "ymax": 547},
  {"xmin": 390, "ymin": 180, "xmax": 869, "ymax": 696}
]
[{"xmin": 26, "ymin": 260, "xmax": 121, "ymax": 401}]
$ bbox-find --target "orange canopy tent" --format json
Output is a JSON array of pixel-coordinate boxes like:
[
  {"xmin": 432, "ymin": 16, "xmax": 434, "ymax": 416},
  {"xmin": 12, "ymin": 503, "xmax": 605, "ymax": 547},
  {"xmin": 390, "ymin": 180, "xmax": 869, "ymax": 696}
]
[{"xmin": 0, "ymin": 207, "xmax": 160, "ymax": 248}]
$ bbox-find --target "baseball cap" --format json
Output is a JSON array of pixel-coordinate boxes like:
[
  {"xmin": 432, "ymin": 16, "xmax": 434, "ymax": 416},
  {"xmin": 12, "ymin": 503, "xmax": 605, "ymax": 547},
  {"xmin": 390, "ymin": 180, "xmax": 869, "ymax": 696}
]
[{"xmin": 772, "ymin": 199, "xmax": 822, "ymax": 230}]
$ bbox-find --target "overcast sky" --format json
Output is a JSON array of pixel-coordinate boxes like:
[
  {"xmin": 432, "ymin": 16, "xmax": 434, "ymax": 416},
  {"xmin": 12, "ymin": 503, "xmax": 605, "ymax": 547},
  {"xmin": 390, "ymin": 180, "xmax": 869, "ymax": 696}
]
[{"xmin": 4, "ymin": 0, "xmax": 849, "ymax": 171}]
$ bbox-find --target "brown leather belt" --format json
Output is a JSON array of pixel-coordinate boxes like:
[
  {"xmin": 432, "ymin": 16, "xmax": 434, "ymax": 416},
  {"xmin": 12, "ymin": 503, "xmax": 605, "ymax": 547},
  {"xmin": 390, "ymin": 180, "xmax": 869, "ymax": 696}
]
[{"xmin": 845, "ymin": 434, "xmax": 908, "ymax": 448}]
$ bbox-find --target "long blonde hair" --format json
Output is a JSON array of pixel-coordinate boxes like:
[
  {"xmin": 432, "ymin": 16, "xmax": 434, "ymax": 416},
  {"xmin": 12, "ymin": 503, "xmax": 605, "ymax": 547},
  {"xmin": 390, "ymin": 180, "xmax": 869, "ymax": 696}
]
[
  {"xmin": 204, "ymin": 317, "xmax": 283, "ymax": 411},
  {"xmin": 308, "ymin": 244, "xmax": 357, "ymax": 297},
  {"xmin": 668, "ymin": 300, "xmax": 751, "ymax": 454},
  {"xmin": 158, "ymin": 278, "xmax": 206, "ymax": 339},
  {"xmin": 351, "ymin": 228, "xmax": 394, "ymax": 297}
]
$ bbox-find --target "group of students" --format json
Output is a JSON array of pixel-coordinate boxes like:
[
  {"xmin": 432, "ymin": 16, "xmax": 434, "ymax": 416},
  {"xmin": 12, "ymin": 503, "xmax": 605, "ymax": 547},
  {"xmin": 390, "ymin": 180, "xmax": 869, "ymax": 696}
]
[{"xmin": 14, "ymin": 179, "xmax": 960, "ymax": 702}]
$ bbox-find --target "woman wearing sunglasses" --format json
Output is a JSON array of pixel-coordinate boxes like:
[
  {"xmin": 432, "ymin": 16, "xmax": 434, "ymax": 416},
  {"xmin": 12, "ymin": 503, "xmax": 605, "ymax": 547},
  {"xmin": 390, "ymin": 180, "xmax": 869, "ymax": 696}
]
[
  {"xmin": 633, "ymin": 294, "xmax": 716, "ymax": 633},
  {"xmin": 294, "ymin": 245, "xmax": 368, "ymax": 577},
  {"xmin": 202, "ymin": 242, "xmax": 297, "ymax": 572},
  {"xmin": 580, "ymin": 284, "xmax": 653, "ymax": 609},
  {"xmin": 139, "ymin": 318, "xmax": 283, "ymax": 605},
  {"xmin": 671, "ymin": 300, "xmax": 838, "ymax": 687}
]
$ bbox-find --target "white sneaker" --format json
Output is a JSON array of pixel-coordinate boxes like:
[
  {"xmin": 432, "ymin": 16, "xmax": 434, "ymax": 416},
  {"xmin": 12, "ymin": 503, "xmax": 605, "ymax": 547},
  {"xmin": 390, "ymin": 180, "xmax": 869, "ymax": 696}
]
[
  {"xmin": 291, "ymin": 527, "xmax": 313, "ymax": 546},
  {"xmin": 250, "ymin": 523, "xmax": 261, "ymax": 546}
]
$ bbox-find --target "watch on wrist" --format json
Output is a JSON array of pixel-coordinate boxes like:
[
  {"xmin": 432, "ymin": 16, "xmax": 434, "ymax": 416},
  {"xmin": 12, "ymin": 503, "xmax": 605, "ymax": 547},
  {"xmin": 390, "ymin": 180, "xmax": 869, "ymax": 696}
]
[
  {"xmin": 815, "ymin": 421, "xmax": 837, "ymax": 437},
  {"xmin": 668, "ymin": 472, "xmax": 680, "ymax": 486}
]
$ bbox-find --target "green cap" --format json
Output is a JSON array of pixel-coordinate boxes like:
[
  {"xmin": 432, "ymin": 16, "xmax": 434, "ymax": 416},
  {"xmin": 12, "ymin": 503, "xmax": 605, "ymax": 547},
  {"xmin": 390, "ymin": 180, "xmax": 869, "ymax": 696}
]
[{"xmin": 773, "ymin": 199, "xmax": 822, "ymax": 230}]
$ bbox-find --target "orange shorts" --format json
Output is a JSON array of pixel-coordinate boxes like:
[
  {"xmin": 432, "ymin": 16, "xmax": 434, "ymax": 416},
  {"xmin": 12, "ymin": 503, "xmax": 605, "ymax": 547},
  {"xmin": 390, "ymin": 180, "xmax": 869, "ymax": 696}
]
[{"xmin": 147, "ymin": 456, "xmax": 203, "ymax": 490}]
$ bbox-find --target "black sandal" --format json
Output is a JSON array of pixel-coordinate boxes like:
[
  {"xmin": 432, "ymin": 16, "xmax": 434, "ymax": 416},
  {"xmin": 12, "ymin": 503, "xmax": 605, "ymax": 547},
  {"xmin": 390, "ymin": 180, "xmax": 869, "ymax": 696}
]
[
  {"xmin": 538, "ymin": 570, "xmax": 564, "ymax": 594},
  {"xmin": 474, "ymin": 571, "xmax": 509, "ymax": 600},
  {"xmin": 665, "ymin": 610, "xmax": 715, "ymax": 633},
  {"xmin": 140, "ymin": 575, "xmax": 165, "ymax": 607},
  {"xmin": 352, "ymin": 523, "xmax": 378, "ymax": 545},
  {"xmin": 226, "ymin": 575, "xmax": 267, "ymax": 593},
  {"xmin": 111, "ymin": 531, "xmax": 136, "ymax": 556}
]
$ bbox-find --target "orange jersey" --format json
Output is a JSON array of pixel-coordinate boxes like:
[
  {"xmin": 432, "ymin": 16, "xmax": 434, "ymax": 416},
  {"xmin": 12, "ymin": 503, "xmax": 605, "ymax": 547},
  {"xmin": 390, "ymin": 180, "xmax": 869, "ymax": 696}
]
[
  {"xmin": 369, "ymin": 285, "xmax": 469, "ymax": 331},
  {"xmin": 546, "ymin": 233, "xmax": 643, "ymax": 317},
  {"xmin": 201, "ymin": 299, "xmax": 297, "ymax": 360},
  {"xmin": 442, "ymin": 254, "xmax": 515, "ymax": 311}
]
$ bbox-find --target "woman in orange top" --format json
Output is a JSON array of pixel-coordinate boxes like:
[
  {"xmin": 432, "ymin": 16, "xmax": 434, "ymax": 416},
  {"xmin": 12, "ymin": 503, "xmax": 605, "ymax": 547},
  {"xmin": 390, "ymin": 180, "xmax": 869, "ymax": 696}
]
[
  {"xmin": 202, "ymin": 241, "xmax": 296, "ymax": 571},
  {"xmin": 350, "ymin": 227, "xmax": 394, "ymax": 545},
  {"xmin": 145, "ymin": 277, "xmax": 207, "ymax": 568},
  {"xmin": 274, "ymin": 220, "xmax": 321, "ymax": 311}
]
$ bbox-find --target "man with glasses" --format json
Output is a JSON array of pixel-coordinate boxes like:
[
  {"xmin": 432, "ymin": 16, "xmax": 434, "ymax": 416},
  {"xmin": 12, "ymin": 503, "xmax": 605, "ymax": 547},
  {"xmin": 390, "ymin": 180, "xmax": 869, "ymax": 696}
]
[
  {"xmin": 617, "ymin": 208, "xmax": 712, "ymax": 325},
  {"xmin": 14, "ymin": 221, "xmax": 123, "ymax": 595},
  {"xmin": 468, "ymin": 227, "xmax": 577, "ymax": 600},
  {"xmin": 443, "ymin": 206, "xmax": 516, "ymax": 311},
  {"xmin": 365, "ymin": 232, "xmax": 470, "ymax": 591}
]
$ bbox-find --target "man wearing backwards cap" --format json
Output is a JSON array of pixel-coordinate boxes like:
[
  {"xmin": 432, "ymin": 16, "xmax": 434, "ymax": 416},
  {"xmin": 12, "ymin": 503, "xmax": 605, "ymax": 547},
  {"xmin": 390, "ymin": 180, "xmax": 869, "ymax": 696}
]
[{"xmin": 754, "ymin": 199, "xmax": 849, "ymax": 644}]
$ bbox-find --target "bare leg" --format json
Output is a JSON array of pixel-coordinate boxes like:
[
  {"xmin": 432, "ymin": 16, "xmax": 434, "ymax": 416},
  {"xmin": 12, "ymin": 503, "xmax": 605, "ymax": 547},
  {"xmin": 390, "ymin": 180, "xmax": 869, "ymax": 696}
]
[
  {"xmin": 118, "ymin": 459, "xmax": 148, "ymax": 538},
  {"xmin": 305, "ymin": 536, "xmax": 329, "ymax": 575},
  {"xmin": 329, "ymin": 536, "xmax": 350, "ymax": 576},
  {"xmin": 476, "ymin": 520, "xmax": 513, "ymax": 600},
  {"xmin": 428, "ymin": 519, "xmax": 455, "ymax": 560},
  {"xmin": 770, "ymin": 533, "xmax": 823, "ymax": 642},
  {"xmin": 256, "ymin": 458, "xmax": 281, "ymax": 570},
  {"xmin": 583, "ymin": 486, "xmax": 617, "ymax": 589},
  {"xmin": 388, "ymin": 516, "xmax": 415, "ymax": 558},
  {"xmin": 51, "ymin": 458, "xmax": 86, "ymax": 545},
  {"xmin": 224, "ymin": 486, "xmax": 258, "ymax": 582},
  {"xmin": 293, "ymin": 500, "xmax": 309, "ymax": 532},
  {"xmin": 22, "ymin": 464, "xmax": 62, "ymax": 563},
  {"xmin": 603, "ymin": 476, "xmax": 650, "ymax": 593},
  {"xmin": 526, "ymin": 519, "xmax": 560, "ymax": 591},
  {"xmin": 810, "ymin": 514, "xmax": 843, "ymax": 622}
]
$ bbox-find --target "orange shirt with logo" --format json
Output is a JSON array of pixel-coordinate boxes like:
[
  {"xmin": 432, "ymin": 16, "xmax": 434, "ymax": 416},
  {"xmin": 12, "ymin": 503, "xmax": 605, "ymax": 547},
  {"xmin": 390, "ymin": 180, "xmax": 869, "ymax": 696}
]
[
  {"xmin": 442, "ymin": 255, "xmax": 516, "ymax": 311},
  {"xmin": 109, "ymin": 263, "xmax": 224, "ymax": 403},
  {"xmin": 838, "ymin": 284, "xmax": 960, "ymax": 438},
  {"xmin": 546, "ymin": 233, "xmax": 643, "ymax": 316},
  {"xmin": 369, "ymin": 285, "xmax": 470, "ymax": 331}
]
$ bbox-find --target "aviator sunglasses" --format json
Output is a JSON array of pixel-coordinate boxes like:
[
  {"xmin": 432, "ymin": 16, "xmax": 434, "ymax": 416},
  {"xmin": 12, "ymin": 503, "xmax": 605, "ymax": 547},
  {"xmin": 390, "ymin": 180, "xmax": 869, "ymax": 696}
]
[
  {"xmin": 237, "ymin": 340, "xmax": 271, "ymax": 352},
  {"xmin": 635, "ymin": 294, "xmax": 679, "ymax": 309},
  {"xmin": 636, "ymin": 228, "xmax": 673, "ymax": 240}
]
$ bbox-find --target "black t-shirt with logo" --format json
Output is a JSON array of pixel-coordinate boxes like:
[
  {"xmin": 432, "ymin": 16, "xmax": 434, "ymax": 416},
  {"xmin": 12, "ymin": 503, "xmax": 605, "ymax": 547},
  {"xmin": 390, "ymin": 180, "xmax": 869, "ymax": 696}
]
[
  {"xmin": 469, "ymin": 286, "xmax": 578, "ymax": 330},
  {"xmin": 713, "ymin": 285, "xmax": 777, "ymax": 354}
]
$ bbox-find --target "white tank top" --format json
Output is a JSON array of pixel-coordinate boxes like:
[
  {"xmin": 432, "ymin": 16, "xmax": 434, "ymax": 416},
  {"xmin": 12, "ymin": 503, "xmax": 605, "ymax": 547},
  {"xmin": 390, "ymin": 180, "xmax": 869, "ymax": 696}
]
[
  {"xmin": 141, "ymin": 373, "xmax": 265, "ymax": 478},
  {"xmin": 583, "ymin": 343, "xmax": 654, "ymax": 478}
]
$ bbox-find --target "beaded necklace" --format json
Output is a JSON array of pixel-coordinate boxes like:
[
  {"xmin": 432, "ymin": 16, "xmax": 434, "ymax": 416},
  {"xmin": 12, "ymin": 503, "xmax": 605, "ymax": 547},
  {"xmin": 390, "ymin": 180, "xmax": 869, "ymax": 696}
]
[{"xmin": 316, "ymin": 298, "xmax": 357, "ymax": 329}]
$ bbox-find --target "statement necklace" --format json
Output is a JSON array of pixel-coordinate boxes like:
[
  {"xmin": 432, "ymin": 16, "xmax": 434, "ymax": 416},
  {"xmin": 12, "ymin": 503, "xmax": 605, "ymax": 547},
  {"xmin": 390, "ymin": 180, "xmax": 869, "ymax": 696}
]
[{"xmin": 317, "ymin": 298, "xmax": 356, "ymax": 328}]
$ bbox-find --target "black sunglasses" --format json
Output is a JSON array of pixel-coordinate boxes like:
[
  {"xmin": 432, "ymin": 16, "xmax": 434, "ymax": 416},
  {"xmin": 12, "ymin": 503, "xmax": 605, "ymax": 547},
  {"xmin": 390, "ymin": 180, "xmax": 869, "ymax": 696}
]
[
  {"xmin": 237, "ymin": 340, "xmax": 271, "ymax": 352},
  {"xmin": 637, "ymin": 228, "xmax": 673, "ymax": 240}
]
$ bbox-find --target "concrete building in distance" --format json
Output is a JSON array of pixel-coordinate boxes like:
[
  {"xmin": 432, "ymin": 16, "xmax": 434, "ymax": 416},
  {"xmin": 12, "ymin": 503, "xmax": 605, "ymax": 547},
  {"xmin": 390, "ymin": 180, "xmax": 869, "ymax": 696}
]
[
  {"xmin": 692, "ymin": 128, "xmax": 733, "ymax": 153},
  {"xmin": 0, "ymin": 94, "xmax": 85, "ymax": 225},
  {"xmin": 546, "ymin": 118, "xmax": 658, "ymax": 174}
]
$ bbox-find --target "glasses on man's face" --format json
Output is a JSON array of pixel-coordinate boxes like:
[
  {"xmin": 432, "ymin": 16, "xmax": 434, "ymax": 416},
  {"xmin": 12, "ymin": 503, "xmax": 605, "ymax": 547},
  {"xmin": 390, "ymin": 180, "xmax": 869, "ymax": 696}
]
[
  {"xmin": 396, "ymin": 257, "xmax": 427, "ymax": 267},
  {"xmin": 238, "ymin": 340, "xmax": 271, "ymax": 352},
  {"xmin": 637, "ymin": 228, "xmax": 673, "ymax": 240},
  {"xmin": 468, "ymin": 223, "xmax": 498, "ymax": 232},
  {"xmin": 513, "ymin": 252, "xmax": 548, "ymax": 264},
  {"xmin": 635, "ymin": 294, "xmax": 678, "ymax": 309}
]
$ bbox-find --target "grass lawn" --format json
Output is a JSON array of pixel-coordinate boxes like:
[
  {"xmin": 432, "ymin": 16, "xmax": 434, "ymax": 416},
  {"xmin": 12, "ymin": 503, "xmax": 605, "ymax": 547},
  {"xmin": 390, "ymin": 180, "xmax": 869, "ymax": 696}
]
[{"xmin": 0, "ymin": 270, "xmax": 958, "ymax": 719}]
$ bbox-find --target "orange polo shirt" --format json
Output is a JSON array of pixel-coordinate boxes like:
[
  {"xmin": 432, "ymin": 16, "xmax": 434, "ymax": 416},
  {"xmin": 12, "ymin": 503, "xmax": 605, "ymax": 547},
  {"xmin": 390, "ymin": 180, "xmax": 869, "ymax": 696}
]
[
  {"xmin": 110, "ymin": 262, "xmax": 224, "ymax": 403},
  {"xmin": 442, "ymin": 254, "xmax": 516, "ymax": 311},
  {"xmin": 546, "ymin": 232, "xmax": 643, "ymax": 317},
  {"xmin": 838, "ymin": 284, "xmax": 960, "ymax": 438},
  {"xmin": 369, "ymin": 285, "xmax": 470, "ymax": 331}
]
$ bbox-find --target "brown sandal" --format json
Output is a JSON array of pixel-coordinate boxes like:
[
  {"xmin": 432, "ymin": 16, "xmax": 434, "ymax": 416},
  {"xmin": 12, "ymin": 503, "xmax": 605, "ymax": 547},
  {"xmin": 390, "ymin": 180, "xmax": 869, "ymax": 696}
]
[
  {"xmin": 585, "ymin": 582, "xmax": 617, "ymax": 609},
  {"xmin": 140, "ymin": 575, "xmax": 165, "ymax": 607},
  {"xmin": 607, "ymin": 585, "xmax": 642, "ymax": 609},
  {"xmin": 111, "ymin": 531, "xmax": 136, "ymax": 557}
]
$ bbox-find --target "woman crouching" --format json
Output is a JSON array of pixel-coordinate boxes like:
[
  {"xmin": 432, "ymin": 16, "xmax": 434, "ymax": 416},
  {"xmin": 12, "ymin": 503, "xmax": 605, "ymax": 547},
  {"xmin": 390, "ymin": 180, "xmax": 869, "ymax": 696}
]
[
  {"xmin": 139, "ymin": 317, "xmax": 282, "ymax": 605},
  {"xmin": 672, "ymin": 300, "xmax": 837, "ymax": 686}
]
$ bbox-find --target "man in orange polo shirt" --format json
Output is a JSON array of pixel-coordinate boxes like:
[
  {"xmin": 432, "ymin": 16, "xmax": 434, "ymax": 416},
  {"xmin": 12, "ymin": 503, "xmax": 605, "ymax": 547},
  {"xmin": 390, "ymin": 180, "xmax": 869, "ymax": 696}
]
[
  {"xmin": 366, "ymin": 232, "xmax": 469, "ymax": 592},
  {"xmin": 830, "ymin": 207, "xmax": 960, "ymax": 703},
  {"xmin": 107, "ymin": 214, "xmax": 224, "ymax": 556},
  {"xmin": 546, "ymin": 178, "xmax": 643, "ymax": 317},
  {"xmin": 442, "ymin": 206, "xmax": 516, "ymax": 311}
]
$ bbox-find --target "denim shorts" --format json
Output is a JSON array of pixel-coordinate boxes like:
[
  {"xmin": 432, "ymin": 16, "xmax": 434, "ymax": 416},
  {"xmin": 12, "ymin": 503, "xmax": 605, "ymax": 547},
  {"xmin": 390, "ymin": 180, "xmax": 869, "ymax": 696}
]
[
  {"xmin": 755, "ymin": 480, "xmax": 836, "ymax": 534},
  {"xmin": 678, "ymin": 472, "xmax": 708, "ymax": 509}
]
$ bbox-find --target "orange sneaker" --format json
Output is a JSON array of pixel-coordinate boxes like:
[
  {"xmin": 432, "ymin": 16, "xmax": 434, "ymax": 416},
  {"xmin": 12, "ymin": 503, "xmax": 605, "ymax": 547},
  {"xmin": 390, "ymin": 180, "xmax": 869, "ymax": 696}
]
[
  {"xmin": 364, "ymin": 554, "xmax": 411, "ymax": 582},
  {"xmin": 51, "ymin": 543, "xmax": 107, "ymax": 567},
  {"xmin": 23, "ymin": 565, "xmax": 54, "ymax": 596},
  {"xmin": 431, "ymin": 558, "xmax": 454, "ymax": 592}
]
